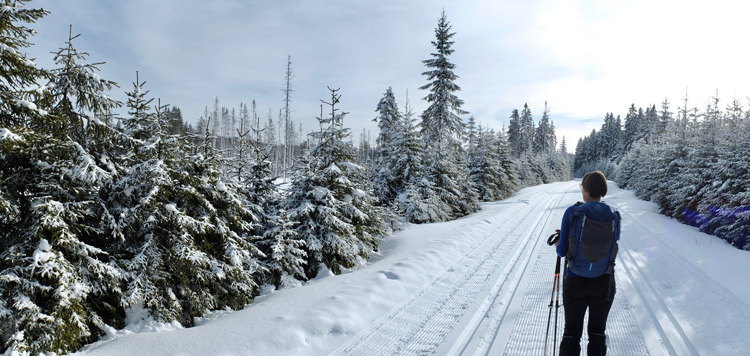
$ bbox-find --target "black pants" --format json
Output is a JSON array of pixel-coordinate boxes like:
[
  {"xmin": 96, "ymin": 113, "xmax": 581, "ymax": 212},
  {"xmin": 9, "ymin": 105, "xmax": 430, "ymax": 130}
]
[{"xmin": 559, "ymin": 273, "xmax": 615, "ymax": 356}]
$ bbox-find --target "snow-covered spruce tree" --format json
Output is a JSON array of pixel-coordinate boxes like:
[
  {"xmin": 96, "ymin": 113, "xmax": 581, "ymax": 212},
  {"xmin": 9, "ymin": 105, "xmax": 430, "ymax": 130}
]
[
  {"xmin": 657, "ymin": 98, "xmax": 673, "ymax": 135},
  {"xmin": 237, "ymin": 103, "xmax": 306, "ymax": 287},
  {"xmin": 599, "ymin": 113, "xmax": 621, "ymax": 160},
  {"xmin": 240, "ymin": 101, "xmax": 277, "ymax": 216},
  {"xmin": 465, "ymin": 116, "xmax": 480, "ymax": 193},
  {"xmin": 642, "ymin": 104, "xmax": 660, "ymax": 144},
  {"xmin": 38, "ymin": 25, "xmax": 121, "ymax": 142},
  {"xmin": 711, "ymin": 108, "xmax": 749, "ymax": 249},
  {"xmin": 261, "ymin": 208, "xmax": 307, "ymax": 287},
  {"xmin": 549, "ymin": 121, "xmax": 558, "ymax": 153},
  {"xmin": 515, "ymin": 154, "xmax": 543, "ymax": 187},
  {"xmin": 647, "ymin": 109, "xmax": 692, "ymax": 217},
  {"xmin": 468, "ymin": 126, "xmax": 505, "ymax": 201},
  {"xmin": 230, "ymin": 102, "xmax": 251, "ymax": 182},
  {"xmin": 466, "ymin": 115, "xmax": 478, "ymax": 154},
  {"xmin": 396, "ymin": 103, "xmax": 448, "ymax": 225},
  {"xmin": 390, "ymin": 92, "xmax": 438, "ymax": 221},
  {"xmin": 505, "ymin": 102, "xmax": 569, "ymax": 185},
  {"xmin": 620, "ymin": 104, "xmax": 643, "ymax": 154},
  {"xmin": 108, "ymin": 76, "xmax": 263, "ymax": 327},
  {"xmin": 401, "ymin": 177, "xmax": 451, "ymax": 224},
  {"xmin": 286, "ymin": 87, "xmax": 389, "ymax": 276},
  {"xmin": 371, "ymin": 86, "xmax": 403, "ymax": 205},
  {"xmin": 544, "ymin": 151, "xmax": 572, "ymax": 182},
  {"xmin": 0, "ymin": 0, "xmax": 49, "ymax": 127},
  {"xmin": 623, "ymin": 97, "xmax": 749, "ymax": 250},
  {"xmin": 1, "ymin": 22, "xmax": 125, "ymax": 355},
  {"xmin": 572, "ymin": 129, "xmax": 603, "ymax": 177},
  {"xmin": 0, "ymin": 0, "xmax": 49, "ymax": 237},
  {"xmin": 263, "ymin": 111, "xmax": 277, "ymax": 168},
  {"xmin": 116, "ymin": 71, "xmax": 154, "ymax": 162},
  {"xmin": 506, "ymin": 109, "xmax": 521, "ymax": 157},
  {"xmin": 686, "ymin": 97, "xmax": 741, "ymax": 242},
  {"xmin": 572, "ymin": 137, "xmax": 585, "ymax": 174},
  {"xmin": 518, "ymin": 103, "xmax": 535, "ymax": 156},
  {"xmin": 582, "ymin": 97, "xmax": 748, "ymax": 250},
  {"xmin": 573, "ymin": 111, "xmax": 622, "ymax": 178},
  {"xmin": 418, "ymin": 10, "xmax": 479, "ymax": 220},
  {"xmin": 533, "ymin": 103, "xmax": 555, "ymax": 155},
  {"xmin": 628, "ymin": 104, "xmax": 682, "ymax": 215},
  {"xmin": 495, "ymin": 128, "xmax": 519, "ymax": 198}
]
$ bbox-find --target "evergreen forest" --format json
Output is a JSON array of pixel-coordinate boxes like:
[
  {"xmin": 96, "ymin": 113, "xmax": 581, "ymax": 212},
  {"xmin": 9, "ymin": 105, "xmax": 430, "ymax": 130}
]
[
  {"xmin": 573, "ymin": 98, "xmax": 749, "ymax": 250},
  {"xmin": 1, "ymin": 2, "xmax": 746, "ymax": 355}
]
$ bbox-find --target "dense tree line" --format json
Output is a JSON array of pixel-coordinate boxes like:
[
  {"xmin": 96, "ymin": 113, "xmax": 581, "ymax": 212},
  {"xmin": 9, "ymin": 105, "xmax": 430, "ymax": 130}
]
[
  {"xmin": 0, "ymin": 3, "xmax": 298, "ymax": 353},
  {"xmin": 369, "ymin": 12, "xmax": 569, "ymax": 223},
  {"xmin": 505, "ymin": 102, "xmax": 571, "ymax": 187},
  {"xmin": 0, "ymin": 3, "xmax": 570, "ymax": 354},
  {"xmin": 574, "ymin": 97, "xmax": 749, "ymax": 250}
]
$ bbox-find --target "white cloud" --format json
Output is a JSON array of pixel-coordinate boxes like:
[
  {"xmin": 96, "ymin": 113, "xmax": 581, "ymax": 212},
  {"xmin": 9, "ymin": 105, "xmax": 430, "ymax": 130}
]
[{"xmin": 25, "ymin": 0, "xmax": 750, "ymax": 149}]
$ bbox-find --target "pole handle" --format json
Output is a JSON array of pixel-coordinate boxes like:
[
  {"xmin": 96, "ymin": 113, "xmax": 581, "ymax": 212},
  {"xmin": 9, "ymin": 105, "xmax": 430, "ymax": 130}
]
[{"xmin": 546, "ymin": 230, "xmax": 561, "ymax": 246}]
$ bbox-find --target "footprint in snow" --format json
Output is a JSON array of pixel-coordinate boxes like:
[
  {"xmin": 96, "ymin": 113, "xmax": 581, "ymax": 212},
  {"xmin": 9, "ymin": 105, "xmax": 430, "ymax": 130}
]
[{"xmin": 378, "ymin": 271, "xmax": 400, "ymax": 280}]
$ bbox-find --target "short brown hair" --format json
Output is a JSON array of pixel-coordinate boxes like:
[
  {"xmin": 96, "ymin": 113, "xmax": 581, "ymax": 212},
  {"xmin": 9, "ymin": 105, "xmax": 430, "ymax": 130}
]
[{"xmin": 582, "ymin": 171, "xmax": 608, "ymax": 199}]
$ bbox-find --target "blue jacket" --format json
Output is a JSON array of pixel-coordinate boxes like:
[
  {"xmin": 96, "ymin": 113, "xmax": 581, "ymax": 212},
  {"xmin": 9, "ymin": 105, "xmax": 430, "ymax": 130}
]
[{"xmin": 557, "ymin": 201, "xmax": 619, "ymax": 277}]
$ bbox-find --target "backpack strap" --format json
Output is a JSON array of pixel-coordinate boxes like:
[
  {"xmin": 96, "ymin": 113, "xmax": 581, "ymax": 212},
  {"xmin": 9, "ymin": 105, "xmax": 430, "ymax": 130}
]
[
  {"xmin": 601, "ymin": 204, "xmax": 620, "ymax": 273},
  {"xmin": 606, "ymin": 208, "xmax": 621, "ymax": 273},
  {"xmin": 611, "ymin": 207, "xmax": 621, "ymax": 241},
  {"xmin": 566, "ymin": 203, "xmax": 584, "ymax": 262}
]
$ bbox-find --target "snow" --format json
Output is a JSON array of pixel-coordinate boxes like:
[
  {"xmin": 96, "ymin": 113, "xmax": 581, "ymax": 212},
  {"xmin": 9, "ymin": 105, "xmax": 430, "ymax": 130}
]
[
  {"xmin": 35, "ymin": 82, "xmax": 55, "ymax": 96},
  {"xmin": 164, "ymin": 203, "xmax": 179, "ymax": 215},
  {"xmin": 274, "ymin": 177, "xmax": 292, "ymax": 192},
  {"xmin": 31, "ymin": 239, "xmax": 54, "ymax": 266},
  {"xmin": 22, "ymin": 57, "xmax": 35, "ymax": 67},
  {"xmin": 0, "ymin": 128, "xmax": 22, "ymax": 142},
  {"xmin": 86, "ymin": 72, "xmax": 102, "ymax": 82},
  {"xmin": 62, "ymin": 181, "xmax": 750, "ymax": 356},
  {"xmin": 311, "ymin": 187, "xmax": 329, "ymax": 201},
  {"xmin": 0, "ymin": 43, "xmax": 17, "ymax": 55},
  {"xmin": 0, "ymin": 5, "xmax": 19, "ymax": 14},
  {"xmin": 13, "ymin": 100, "xmax": 36, "ymax": 111},
  {"xmin": 10, "ymin": 100, "xmax": 47, "ymax": 116},
  {"xmin": 351, "ymin": 188, "xmax": 366, "ymax": 198}
]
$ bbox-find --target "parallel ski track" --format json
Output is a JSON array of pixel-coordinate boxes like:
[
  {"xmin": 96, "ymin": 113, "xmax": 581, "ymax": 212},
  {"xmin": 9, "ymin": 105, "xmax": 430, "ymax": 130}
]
[
  {"xmin": 444, "ymin": 184, "xmax": 571, "ymax": 356},
  {"xmin": 330, "ymin": 185, "xmax": 571, "ymax": 356},
  {"xmin": 494, "ymin": 221, "xmax": 651, "ymax": 356},
  {"xmin": 611, "ymin": 202, "xmax": 750, "ymax": 356}
]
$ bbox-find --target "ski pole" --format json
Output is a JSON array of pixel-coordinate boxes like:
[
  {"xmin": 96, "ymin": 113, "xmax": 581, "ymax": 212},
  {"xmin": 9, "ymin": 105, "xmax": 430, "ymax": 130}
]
[
  {"xmin": 553, "ymin": 255, "xmax": 562, "ymax": 356},
  {"xmin": 544, "ymin": 231, "xmax": 561, "ymax": 356}
]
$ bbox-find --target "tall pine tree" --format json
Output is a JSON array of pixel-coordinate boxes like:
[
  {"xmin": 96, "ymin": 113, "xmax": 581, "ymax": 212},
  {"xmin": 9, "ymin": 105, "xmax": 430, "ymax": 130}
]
[
  {"xmin": 418, "ymin": 10, "xmax": 478, "ymax": 220},
  {"xmin": 1, "ymin": 21, "xmax": 123, "ymax": 355},
  {"xmin": 519, "ymin": 103, "xmax": 534, "ymax": 156},
  {"xmin": 371, "ymin": 87, "xmax": 402, "ymax": 205},
  {"xmin": 507, "ymin": 109, "xmax": 521, "ymax": 157},
  {"xmin": 391, "ymin": 93, "xmax": 434, "ymax": 221}
]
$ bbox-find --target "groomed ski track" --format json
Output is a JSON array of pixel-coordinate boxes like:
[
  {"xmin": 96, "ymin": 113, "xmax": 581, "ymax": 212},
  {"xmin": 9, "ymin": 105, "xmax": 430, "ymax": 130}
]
[{"xmin": 331, "ymin": 181, "xmax": 750, "ymax": 356}]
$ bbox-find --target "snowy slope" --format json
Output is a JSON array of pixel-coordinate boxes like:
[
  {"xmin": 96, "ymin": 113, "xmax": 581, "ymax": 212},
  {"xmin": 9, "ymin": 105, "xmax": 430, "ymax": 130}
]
[{"xmin": 62, "ymin": 181, "xmax": 750, "ymax": 356}]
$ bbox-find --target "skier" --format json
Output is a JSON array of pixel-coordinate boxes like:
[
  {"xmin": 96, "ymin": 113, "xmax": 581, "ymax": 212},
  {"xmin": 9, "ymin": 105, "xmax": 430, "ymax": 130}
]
[{"xmin": 556, "ymin": 171, "xmax": 620, "ymax": 356}]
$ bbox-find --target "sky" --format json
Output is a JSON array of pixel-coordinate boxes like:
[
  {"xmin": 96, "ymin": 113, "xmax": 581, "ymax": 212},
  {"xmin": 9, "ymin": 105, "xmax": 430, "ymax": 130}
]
[{"xmin": 22, "ymin": 0, "xmax": 750, "ymax": 149}]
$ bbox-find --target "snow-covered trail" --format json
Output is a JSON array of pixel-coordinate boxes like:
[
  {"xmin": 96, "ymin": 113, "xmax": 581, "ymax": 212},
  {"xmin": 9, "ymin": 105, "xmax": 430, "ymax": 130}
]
[{"xmin": 66, "ymin": 181, "xmax": 750, "ymax": 356}]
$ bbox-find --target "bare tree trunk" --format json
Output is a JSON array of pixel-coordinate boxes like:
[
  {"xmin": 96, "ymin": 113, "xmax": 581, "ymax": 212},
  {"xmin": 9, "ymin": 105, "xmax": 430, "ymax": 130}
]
[{"xmin": 283, "ymin": 55, "xmax": 294, "ymax": 181}]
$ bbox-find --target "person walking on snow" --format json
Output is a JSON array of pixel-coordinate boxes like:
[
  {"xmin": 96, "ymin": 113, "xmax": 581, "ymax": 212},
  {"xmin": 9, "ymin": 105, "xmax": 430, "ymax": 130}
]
[{"xmin": 556, "ymin": 171, "xmax": 620, "ymax": 356}]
